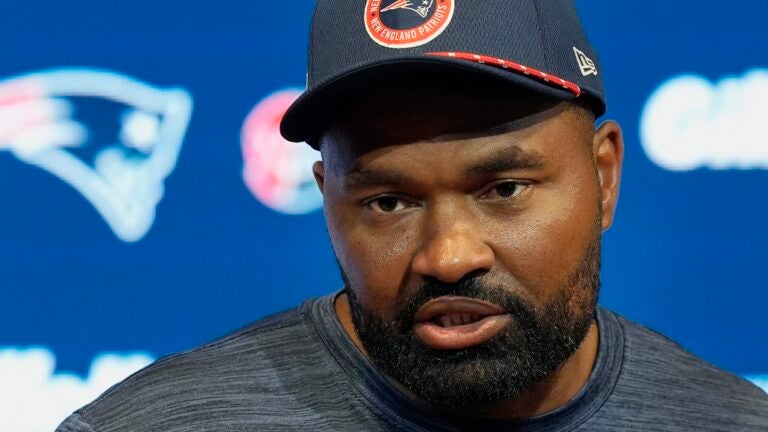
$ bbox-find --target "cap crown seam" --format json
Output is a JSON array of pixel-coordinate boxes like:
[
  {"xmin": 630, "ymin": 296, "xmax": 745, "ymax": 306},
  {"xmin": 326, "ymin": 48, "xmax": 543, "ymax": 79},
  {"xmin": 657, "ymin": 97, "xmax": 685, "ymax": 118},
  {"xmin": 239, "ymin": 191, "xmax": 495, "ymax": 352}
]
[
  {"xmin": 307, "ymin": 0, "xmax": 323, "ymax": 87},
  {"xmin": 531, "ymin": 0, "xmax": 551, "ymax": 74}
]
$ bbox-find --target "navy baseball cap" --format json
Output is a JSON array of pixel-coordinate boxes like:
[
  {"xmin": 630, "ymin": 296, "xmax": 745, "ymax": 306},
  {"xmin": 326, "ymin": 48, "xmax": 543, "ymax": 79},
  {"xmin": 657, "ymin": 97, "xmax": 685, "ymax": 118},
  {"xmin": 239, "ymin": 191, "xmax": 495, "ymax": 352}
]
[{"xmin": 280, "ymin": 0, "xmax": 605, "ymax": 147}]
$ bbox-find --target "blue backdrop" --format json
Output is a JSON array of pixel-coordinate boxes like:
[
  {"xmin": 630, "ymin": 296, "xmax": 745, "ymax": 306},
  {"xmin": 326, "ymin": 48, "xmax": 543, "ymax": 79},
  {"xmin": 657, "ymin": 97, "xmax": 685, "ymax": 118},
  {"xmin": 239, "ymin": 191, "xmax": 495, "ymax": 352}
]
[{"xmin": 0, "ymin": 1, "xmax": 766, "ymax": 428}]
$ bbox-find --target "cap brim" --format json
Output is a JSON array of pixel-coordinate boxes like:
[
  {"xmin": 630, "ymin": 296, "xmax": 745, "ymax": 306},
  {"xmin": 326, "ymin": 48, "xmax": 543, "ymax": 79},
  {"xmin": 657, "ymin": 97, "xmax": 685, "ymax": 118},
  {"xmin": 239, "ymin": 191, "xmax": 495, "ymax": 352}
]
[{"xmin": 280, "ymin": 56, "xmax": 580, "ymax": 147}]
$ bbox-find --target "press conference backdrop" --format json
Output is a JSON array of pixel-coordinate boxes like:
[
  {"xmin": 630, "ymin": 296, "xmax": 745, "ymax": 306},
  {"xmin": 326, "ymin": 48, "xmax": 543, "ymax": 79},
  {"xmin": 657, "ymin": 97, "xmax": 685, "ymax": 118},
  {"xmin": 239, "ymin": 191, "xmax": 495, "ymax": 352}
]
[{"xmin": 1, "ymin": 1, "xmax": 766, "ymax": 430}]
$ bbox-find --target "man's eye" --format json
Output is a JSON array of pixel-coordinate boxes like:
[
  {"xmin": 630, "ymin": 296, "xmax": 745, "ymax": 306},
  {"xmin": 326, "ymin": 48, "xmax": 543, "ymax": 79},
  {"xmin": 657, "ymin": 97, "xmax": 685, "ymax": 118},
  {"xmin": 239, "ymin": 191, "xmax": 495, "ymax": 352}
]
[
  {"xmin": 489, "ymin": 181, "xmax": 528, "ymax": 199},
  {"xmin": 366, "ymin": 196, "xmax": 406, "ymax": 213}
]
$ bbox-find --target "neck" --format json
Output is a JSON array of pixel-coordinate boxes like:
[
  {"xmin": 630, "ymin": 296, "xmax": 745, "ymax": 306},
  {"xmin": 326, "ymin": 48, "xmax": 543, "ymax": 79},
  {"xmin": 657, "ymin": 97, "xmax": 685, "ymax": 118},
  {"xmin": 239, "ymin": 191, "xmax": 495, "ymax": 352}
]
[{"xmin": 334, "ymin": 292, "xmax": 600, "ymax": 420}]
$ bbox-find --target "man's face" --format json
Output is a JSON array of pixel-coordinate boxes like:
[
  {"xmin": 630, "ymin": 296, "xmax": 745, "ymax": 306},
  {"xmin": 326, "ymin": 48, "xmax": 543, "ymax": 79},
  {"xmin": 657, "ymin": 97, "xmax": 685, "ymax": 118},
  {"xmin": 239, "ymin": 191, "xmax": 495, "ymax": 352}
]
[{"xmin": 315, "ymin": 81, "xmax": 621, "ymax": 414}]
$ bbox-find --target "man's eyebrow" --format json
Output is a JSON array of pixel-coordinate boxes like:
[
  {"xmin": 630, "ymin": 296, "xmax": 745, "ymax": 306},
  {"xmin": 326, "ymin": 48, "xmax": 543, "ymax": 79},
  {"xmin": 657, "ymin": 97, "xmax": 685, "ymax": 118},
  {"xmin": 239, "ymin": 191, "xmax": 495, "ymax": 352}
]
[
  {"xmin": 465, "ymin": 145, "xmax": 545, "ymax": 176},
  {"xmin": 342, "ymin": 145, "xmax": 543, "ymax": 191},
  {"xmin": 343, "ymin": 168, "xmax": 412, "ymax": 192}
]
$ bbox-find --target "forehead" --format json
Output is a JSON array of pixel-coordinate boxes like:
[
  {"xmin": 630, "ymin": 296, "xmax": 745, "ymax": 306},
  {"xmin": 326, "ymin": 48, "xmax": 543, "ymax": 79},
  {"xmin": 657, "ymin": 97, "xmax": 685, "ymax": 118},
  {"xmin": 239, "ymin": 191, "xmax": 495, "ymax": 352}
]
[{"xmin": 320, "ymin": 79, "xmax": 592, "ymax": 173}]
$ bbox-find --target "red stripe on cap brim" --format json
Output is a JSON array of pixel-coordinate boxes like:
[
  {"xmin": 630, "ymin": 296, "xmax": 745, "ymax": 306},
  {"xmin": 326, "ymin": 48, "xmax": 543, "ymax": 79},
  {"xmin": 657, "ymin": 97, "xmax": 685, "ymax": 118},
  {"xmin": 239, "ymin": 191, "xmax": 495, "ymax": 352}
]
[{"xmin": 426, "ymin": 52, "xmax": 582, "ymax": 97}]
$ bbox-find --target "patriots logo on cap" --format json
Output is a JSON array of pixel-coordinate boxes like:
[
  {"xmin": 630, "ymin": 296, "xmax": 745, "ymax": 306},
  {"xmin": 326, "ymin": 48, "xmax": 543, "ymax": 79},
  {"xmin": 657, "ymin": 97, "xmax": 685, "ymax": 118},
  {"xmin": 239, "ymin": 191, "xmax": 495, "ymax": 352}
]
[
  {"xmin": 380, "ymin": 0, "xmax": 434, "ymax": 18},
  {"xmin": 0, "ymin": 68, "xmax": 192, "ymax": 242},
  {"xmin": 364, "ymin": 0, "xmax": 454, "ymax": 49}
]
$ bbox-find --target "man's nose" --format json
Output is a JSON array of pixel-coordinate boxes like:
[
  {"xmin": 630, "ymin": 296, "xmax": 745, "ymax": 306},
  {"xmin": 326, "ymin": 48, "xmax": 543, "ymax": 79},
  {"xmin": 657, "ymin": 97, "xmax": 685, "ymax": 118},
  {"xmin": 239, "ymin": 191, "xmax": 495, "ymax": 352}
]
[{"xmin": 411, "ymin": 211, "xmax": 495, "ymax": 283}]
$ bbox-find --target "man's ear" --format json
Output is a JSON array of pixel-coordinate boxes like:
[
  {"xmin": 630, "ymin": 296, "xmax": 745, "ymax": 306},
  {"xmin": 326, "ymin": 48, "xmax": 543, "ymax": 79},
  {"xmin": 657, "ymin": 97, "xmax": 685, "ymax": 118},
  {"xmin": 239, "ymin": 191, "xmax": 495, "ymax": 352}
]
[
  {"xmin": 593, "ymin": 120, "xmax": 624, "ymax": 231},
  {"xmin": 313, "ymin": 161, "xmax": 325, "ymax": 194}
]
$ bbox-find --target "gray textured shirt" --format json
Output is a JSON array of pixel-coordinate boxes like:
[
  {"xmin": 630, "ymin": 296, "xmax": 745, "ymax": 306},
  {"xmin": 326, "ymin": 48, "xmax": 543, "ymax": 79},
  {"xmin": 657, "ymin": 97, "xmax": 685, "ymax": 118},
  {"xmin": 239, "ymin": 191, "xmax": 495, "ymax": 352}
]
[{"xmin": 57, "ymin": 291, "xmax": 768, "ymax": 431}]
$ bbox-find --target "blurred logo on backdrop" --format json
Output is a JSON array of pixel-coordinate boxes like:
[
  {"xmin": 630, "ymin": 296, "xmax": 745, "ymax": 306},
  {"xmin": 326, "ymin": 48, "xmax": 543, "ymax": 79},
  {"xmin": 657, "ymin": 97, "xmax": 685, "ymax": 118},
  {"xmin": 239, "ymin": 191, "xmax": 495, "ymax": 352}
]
[
  {"xmin": 0, "ymin": 347, "xmax": 154, "ymax": 432},
  {"xmin": 641, "ymin": 68, "xmax": 768, "ymax": 171},
  {"xmin": 0, "ymin": 68, "xmax": 193, "ymax": 242},
  {"xmin": 241, "ymin": 89, "xmax": 322, "ymax": 214}
]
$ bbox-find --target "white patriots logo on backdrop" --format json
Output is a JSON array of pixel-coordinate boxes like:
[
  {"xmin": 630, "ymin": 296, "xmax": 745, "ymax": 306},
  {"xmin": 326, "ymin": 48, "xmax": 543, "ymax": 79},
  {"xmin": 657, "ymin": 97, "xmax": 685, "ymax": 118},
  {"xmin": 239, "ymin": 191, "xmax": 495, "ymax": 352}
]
[{"xmin": 0, "ymin": 69, "xmax": 193, "ymax": 242}]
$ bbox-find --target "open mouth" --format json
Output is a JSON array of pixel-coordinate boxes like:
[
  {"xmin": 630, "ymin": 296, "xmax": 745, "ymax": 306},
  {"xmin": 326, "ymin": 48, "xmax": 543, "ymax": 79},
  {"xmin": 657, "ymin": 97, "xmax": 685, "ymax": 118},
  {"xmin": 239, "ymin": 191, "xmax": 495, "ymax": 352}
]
[
  {"xmin": 413, "ymin": 296, "xmax": 512, "ymax": 350},
  {"xmin": 431, "ymin": 313, "xmax": 485, "ymax": 327}
]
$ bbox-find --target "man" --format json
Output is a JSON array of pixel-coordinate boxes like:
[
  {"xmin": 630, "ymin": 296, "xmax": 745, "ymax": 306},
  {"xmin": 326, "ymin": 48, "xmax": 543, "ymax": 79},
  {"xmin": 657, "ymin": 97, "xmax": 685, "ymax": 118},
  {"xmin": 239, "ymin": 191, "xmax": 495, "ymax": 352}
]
[{"xmin": 58, "ymin": 0, "xmax": 767, "ymax": 431}]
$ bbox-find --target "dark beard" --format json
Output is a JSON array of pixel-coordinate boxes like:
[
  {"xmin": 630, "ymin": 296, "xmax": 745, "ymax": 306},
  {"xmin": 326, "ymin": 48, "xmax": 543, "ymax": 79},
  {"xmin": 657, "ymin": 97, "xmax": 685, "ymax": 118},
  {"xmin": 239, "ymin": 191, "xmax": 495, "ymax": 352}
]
[{"xmin": 342, "ymin": 226, "xmax": 601, "ymax": 415}]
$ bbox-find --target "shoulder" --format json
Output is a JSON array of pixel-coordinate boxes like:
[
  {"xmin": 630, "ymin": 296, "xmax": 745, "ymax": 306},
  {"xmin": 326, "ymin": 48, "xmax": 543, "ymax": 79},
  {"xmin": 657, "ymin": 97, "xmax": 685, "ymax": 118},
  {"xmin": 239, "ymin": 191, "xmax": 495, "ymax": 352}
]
[
  {"xmin": 59, "ymin": 300, "xmax": 336, "ymax": 431},
  {"xmin": 604, "ymin": 310, "xmax": 767, "ymax": 429}
]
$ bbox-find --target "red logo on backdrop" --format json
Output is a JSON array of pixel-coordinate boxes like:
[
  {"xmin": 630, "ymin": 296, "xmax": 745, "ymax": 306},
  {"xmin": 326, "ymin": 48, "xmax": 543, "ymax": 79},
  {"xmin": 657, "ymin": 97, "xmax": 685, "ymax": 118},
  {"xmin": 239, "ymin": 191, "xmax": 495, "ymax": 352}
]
[
  {"xmin": 365, "ymin": 0, "xmax": 455, "ymax": 49},
  {"xmin": 241, "ymin": 89, "xmax": 322, "ymax": 215}
]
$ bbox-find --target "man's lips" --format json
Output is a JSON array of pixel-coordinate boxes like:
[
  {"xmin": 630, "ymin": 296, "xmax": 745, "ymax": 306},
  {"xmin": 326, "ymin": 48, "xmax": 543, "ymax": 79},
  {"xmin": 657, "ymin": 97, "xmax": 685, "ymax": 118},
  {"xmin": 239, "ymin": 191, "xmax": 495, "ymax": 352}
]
[{"xmin": 413, "ymin": 296, "xmax": 511, "ymax": 350}]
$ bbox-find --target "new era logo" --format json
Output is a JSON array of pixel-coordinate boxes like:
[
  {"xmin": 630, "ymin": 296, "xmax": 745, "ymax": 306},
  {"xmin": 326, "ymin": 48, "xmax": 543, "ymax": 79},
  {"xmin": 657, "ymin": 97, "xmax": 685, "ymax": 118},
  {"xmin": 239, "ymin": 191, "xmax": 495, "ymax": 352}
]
[{"xmin": 573, "ymin": 47, "xmax": 597, "ymax": 76}]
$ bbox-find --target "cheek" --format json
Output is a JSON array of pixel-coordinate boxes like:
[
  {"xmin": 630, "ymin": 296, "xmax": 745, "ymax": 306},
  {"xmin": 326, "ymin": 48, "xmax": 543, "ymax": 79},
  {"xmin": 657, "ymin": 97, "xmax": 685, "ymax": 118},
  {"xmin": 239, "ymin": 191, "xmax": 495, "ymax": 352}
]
[
  {"xmin": 490, "ymin": 182, "xmax": 598, "ymax": 300},
  {"xmin": 326, "ymin": 202, "xmax": 419, "ymax": 315}
]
